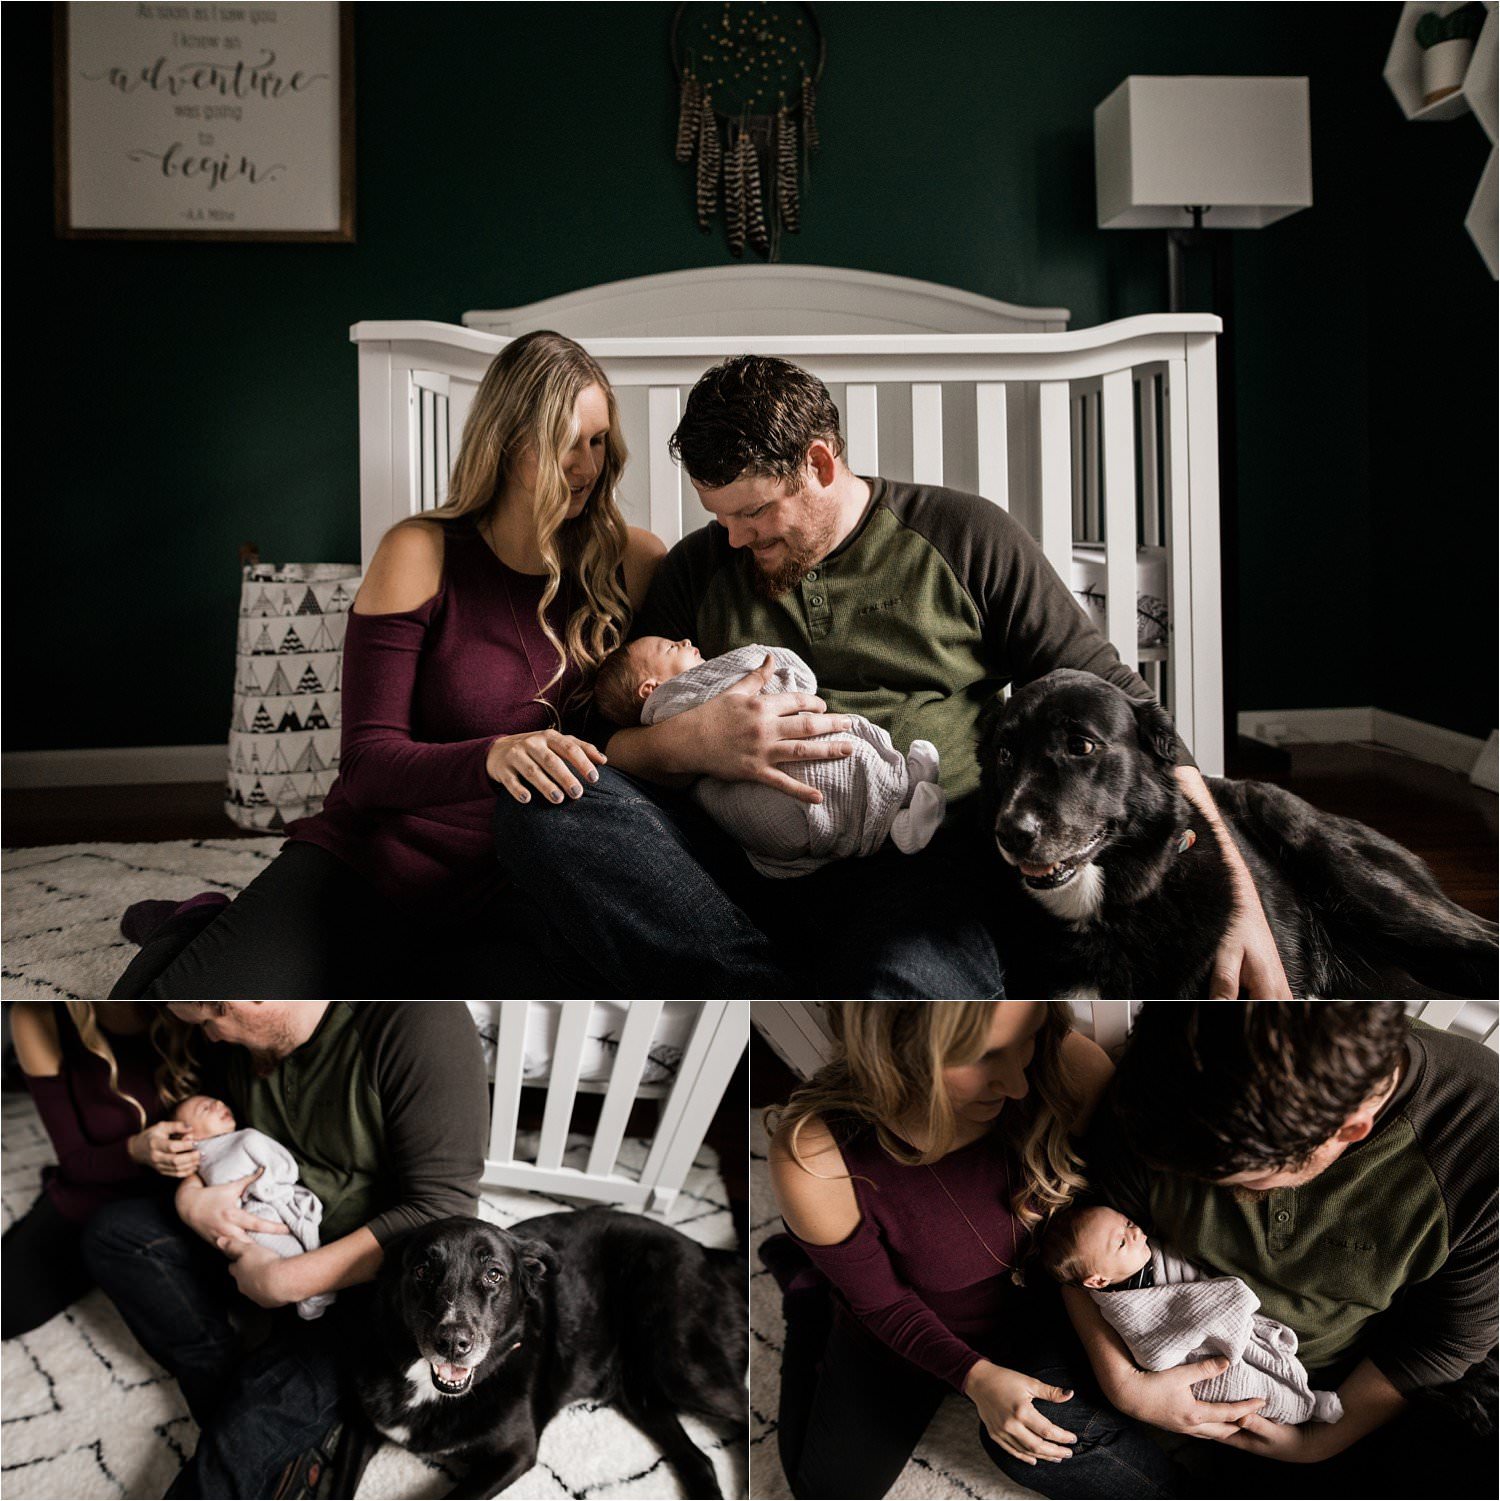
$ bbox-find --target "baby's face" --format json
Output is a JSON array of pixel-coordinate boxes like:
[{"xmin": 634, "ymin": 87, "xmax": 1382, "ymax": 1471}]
[
  {"xmin": 1073, "ymin": 1207, "xmax": 1151, "ymax": 1289},
  {"xmin": 630, "ymin": 637, "xmax": 703, "ymax": 693},
  {"xmin": 174, "ymin": 1094, "xmax": 236, "ymax": 1140}
]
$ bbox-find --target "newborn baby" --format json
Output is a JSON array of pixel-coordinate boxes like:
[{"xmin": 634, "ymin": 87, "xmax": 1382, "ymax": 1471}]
[
  {"xmin": 593, "ymin": 638, "xmax": 945, "ymax": 878},
  {"xmin": 1039, "ymin": 1204, "xmax": 1342, "ymax": 1425},
  {"xmin": 174, "ymin": 1094, "xmax": 333, "ymax": 1320}
]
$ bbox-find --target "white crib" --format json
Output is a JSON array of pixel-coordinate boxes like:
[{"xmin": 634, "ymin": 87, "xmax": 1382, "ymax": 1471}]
[
  {"xmin": 754, "ymin": 1000, "xmax": 1500, "ymax": 1079},
  {"xmin": 351, "ymin": 266, "xmax": 1226, "ymax": 772},
  {"xmin": 481, "ymin": 999, "xmax": 747, "ymax": 1216}
]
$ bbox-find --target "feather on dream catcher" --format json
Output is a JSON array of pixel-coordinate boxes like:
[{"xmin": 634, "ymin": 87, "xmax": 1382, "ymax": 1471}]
[{"xmin": 672, "ymin": 2, "xmax": 824, "ymax": 261}]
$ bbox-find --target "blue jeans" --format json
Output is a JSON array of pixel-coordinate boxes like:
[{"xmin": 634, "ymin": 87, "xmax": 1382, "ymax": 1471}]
[
  {"xmin": 778, "ymin": 1286, "xmax": 1183, "ymax": 1499},
  {"xmin": 81, "ymin": 1197, "xmax": 352, "ymax": 1499},
  {"xmin": 492, "ymin": 767, "xmax": 1005, "ymax": 999}
]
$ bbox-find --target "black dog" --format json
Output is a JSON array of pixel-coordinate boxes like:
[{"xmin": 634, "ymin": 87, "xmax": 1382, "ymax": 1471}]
[
  {"xmin": 348, "ymin": 1210, "xmax": 745, "ymax": 1500},
  {"xmin": 982, "ymin": 669, "xmax": 1499, "ymax": 998}
]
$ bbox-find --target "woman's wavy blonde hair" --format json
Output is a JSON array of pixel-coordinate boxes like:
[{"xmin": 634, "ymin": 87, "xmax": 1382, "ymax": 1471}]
[
  {"xmin": 64, "ymin": 1004, "xmax": 201, "ymax": 1127},
  {"xmin": 417, "ymin": 329, "xmax": 632, "ymax": 714},
  {"xmin": 768, "ymin": 1002, "xmax": 1089, "ymax": 1237}
]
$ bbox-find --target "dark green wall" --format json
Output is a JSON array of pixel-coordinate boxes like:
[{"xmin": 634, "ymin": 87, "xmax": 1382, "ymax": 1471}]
[{"xmin": 5, "ymin": 2, "xmax": 1494, "ymax": 753}]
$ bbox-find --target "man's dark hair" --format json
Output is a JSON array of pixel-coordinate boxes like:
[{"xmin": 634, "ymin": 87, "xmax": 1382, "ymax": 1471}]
[
  {"xmin": 1113, "ymin": 1003, "xmax": 1410, "ymax": 1180},
  {"xmin": 668, "ymin": 355, "xmax": 846, "ymax": 487}
]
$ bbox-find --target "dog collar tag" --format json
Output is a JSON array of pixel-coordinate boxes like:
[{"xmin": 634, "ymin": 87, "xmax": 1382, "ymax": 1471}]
[{"xmin": 1177, "ymin": 828, "xmax": 1196, "ymax": 854}]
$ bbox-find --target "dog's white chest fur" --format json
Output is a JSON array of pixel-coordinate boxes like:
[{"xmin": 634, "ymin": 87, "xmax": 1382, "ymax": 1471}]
[
  {"xmin": 400, "ymin": 1357, "xmax": 443, "ymax": 1409},
  {"xmin": 1026, "ymin": 862, "xmax": 1105, "ymax": 925}
]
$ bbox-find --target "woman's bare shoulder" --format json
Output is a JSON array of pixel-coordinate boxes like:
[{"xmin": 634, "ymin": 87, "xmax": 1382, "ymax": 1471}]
[
  {"xmin": 768, "ymin": 1110, "xmax": 862, "ymax": 1246},
  {"xmin": 11, "ymin": 1003, "xmax": 63, "ymax": 1077},
  {"xmin": 1061, "ymin": 1028, "xmax": 1114, "ymax": 1128},
  {"xmin": 621, "ymin": 526, "xmax": 668, "ymax": 610},
  {"xmin": 354, "ymin": 520, "xmax": 446, "ymax": 615}
]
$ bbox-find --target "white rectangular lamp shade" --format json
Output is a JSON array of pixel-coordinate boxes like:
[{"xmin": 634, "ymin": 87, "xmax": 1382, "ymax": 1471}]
[{"xmin": 1096, "ymin": 76, "xmax": 1313, "ymax": 229}]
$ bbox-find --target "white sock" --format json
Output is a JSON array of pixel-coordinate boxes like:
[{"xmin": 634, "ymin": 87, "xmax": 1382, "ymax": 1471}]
[
  {"xmin": 905, "ymin": 739, "xmax": 940, "ymax": 786},
  {"xmin": 891, "ymin": 780, "xmax": 946, "ymax": 854}
]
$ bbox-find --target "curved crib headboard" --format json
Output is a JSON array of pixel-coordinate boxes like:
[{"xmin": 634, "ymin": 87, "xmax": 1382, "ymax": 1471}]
[{"xmin": 461, "ymin": 265, "xmax": 1071, "ymax": 338}]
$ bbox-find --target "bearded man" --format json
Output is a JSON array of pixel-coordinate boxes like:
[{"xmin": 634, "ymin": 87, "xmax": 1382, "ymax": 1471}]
[{"xmin": 493, "ymin": 355, "xmax": 1286, "ymax": 999}]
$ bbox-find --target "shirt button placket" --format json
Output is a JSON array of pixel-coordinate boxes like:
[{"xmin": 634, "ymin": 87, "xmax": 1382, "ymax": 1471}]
[
  {"xmin": 802, "ymin": 569, "xmax": 832, "ymax": 641},
  {"xmin": 1268, "ymin": 1189, "xmax": 1295, "ymax": 1253}
]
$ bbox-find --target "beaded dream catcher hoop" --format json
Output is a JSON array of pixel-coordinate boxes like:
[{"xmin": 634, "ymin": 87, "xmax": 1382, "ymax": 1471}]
[{"xmin": 672, "ymin": 2, "xmax": 825, "ymax": 261}]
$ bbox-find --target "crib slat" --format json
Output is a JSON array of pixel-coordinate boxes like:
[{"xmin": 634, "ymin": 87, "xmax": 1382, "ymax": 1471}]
[
  {"xmin": 975, "ymin": 383, "xmax": 1009, "ymax": 509},
  {"xmin": 1037, "ymin": 382, "xmax": 1073, "ymax": 586},
  {"xmin": 1090, "ymin": 1001, "xmax": 1133, "ymax": 1057},
  {"xmin": 1084, "ymin": 389, "xmax": 1101, "ymax": 543},
  {"xmin": 1184, "ymin": 337, "xmax": 1224, "ymax": 775},
  {"xmin": 1164, "ymin": 359, "xmax": 1194, "ymax": 752},
  {"xmin": 435, "ymin": 394, "xmax": 450, "ymax": 507},
  {"xmin": 639, "ymin": 1001, "xmax": 749, "ymax": 1216},
  {"xmin": 1484, "ymin": 1020, "xmax": 1499, "ymax": 1053},
  {"xmin": 1138, "ymin": 373, "xmax": 1161, "ymax": 547},
  {"xmin": 536, "ymin": 1003, "xmax": 593, "ymax": 1171},
  {"xmin": 1415, "ymin": 1000, "xmax": 1467, "ymax": 1032},
  {"xmin": 587, "ymin": 1001, "xmax": 665, "ymax": 1180},
  {"xmin": 647, "ymin": 386, "xmax": 683, "ymax": 543},
  {"xmin": 488, "ymin": 1002, "xmax": 531, "ymax": 1166},
  {"xmin": 422, "ymin": 388, "xmax": 437, "ymax": 508},
  {"xmin": 910, "ymin": 383, "xmax": 944, "ymax": 485},
  {"xmin": 1101, "ymin": 369, "xmax": 1138, "ymax": 671},
  {"xmin": 845, "ymin": 384, "xmax": 879, "ymax": 474},
  {"xmin": 1071, "ymin": 396, "xmax": 1085, "ymax": 539}
]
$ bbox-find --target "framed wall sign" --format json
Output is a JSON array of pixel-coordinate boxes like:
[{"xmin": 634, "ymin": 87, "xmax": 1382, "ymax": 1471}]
[{"xmin": 55, "ymin": 1, "xmax": 354, "ymax": 242}]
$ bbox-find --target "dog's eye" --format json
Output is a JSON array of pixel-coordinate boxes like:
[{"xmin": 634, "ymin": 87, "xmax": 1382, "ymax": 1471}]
[
  {"xmin": 483, "ymin": 1266, "xmax": 506, "ymax": 1285},
  {"xmin": 1067, "ymin": 735, "xmax": 1099, "ymax": 756},
  {"xmin": 993, "ymin": 746, "xmax": 1013, "ymax": 767},
  {"xmin": 412, "ymin": 1264, "xmax": 429, "ymax": 1283}
]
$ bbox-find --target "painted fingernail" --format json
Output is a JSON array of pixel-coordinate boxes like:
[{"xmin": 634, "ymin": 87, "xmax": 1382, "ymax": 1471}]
[
  {"xmin": 588, "ymin": 770, "xmax": 599, "ymax": 782},
  {"xmin": 550, "ymin": 790, "xmax": 563, "ymax": 802},
  {"xmin": 518, "ymin": 792, "xmax": 530, "ymax": 803},
  {"xmin": 569, "ymin": 786, "xmax": 581, "ymax": 798}
]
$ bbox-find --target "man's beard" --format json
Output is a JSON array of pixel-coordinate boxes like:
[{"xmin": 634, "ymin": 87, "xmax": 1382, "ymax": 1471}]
[{"xmin": 750, "ymin": 516, "xmax": 838, "ymax": 599}]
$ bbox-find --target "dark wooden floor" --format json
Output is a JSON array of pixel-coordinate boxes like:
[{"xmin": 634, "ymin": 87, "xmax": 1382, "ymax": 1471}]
[{"xmin": 5, "ymin": 742, "xmax": 1496, "ymax": 921}]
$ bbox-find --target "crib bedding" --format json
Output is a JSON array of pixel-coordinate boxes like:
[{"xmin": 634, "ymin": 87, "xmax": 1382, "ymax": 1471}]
[{"xmin": 465, "ymin": 1001, "xmax": 696, "ymax": 1087}]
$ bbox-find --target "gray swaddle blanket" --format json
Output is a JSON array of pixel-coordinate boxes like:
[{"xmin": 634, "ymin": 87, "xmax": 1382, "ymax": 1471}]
[
  {"xmin": 641, "ymin": 644, "xmax": 944, "ymax": 878},
  {"xmin": 1090, "ymin": 1243, "xmax": 1342, "ymax": 1424},
  {"xmin": 196, "ymin": 1128, "xmax": 333, "ymax": 1321}
]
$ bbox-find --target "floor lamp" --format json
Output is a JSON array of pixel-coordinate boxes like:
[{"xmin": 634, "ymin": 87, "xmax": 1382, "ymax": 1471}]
[{"xmin": 1094, "ymin": 76, "xmax": 1313, "ymax": 768}]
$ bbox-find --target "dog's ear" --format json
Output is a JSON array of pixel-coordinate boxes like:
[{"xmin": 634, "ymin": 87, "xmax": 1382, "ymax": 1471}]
[
  {"xmin": 514, "ymin": 1239, "xmax": 558, "ymax": 1294},
  {"xmin": 1131, "ymin": 695, "xmax": 1179, "ymax": 766},
  {"xmin": 977, "ymin": 691, "xmax": 1011, "ymax": 788}
]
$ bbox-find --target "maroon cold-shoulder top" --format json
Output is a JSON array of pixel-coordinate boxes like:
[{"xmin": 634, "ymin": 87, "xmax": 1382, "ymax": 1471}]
[
  {"xmin": 783, "ymin": 1121, "xmax": 1028, "ymax": 1391},
  {"xmin": 24, "ymin": 1004, "xmax": 168, "ymax": 1223},
  {"xmin": 290, "ymin": 520, "xmax": 586, "ymax": 909}
]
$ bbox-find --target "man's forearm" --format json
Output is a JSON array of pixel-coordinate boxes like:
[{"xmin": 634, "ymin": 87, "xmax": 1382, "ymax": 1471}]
[
  {"xmin": 604, "ymin": 718, "xmax": 700, "ymax": 785},
  {"xmin": 276, "ymin": 1226, "xmax": 383, "ymax": 1303},
  {"xmin": 1061, "ymin": 1284, "xmax": 1139, "ymax": 1406},
  {"xmin": 1316, "ymin": 1359, "xmax": 1408, "ymax": 1459}
]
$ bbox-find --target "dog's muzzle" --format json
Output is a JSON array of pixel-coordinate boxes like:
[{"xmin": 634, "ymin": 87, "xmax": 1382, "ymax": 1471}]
[{"xmin": 995, "ymin": 825, "xmax": 1107, "ymax": 888}]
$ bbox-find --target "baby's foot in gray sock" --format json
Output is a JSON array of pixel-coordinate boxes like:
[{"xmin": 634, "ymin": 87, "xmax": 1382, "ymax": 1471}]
[
  {"xmin": 905, "ymin": 739, "xmax": 940, "ymax": 786},
  {"xmin": 892, "ymin": 781, "xmax": 946, "ymax": 854}
]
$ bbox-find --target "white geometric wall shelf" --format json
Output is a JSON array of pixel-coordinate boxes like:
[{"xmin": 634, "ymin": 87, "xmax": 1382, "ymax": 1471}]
[
  {"xmin": 1466, "ymin": 150, "xmax": 1497, "ymax": 273},
  {"xmin": 1385, "ymin": 1, "xmax": 1493, "ymax": 120}
]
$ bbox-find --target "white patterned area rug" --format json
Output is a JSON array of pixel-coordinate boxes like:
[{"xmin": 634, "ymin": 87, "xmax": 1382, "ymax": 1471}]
[
  {"xmin": 2, "ymin": 839, "xmax": 282, "ymax": 1000},
  {"xmin": 1, "ymin": 1092, "xmax": 746, "ymax": 1500},
  {"xmin": 749, "ymin": 1114, "xmax": 1037, "ymax": 1501}
]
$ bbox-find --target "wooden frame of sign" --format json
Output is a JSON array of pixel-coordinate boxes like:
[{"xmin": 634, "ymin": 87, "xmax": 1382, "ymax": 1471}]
[{"xmin": 54, "ymin": 1, "xmax": 355, "ymax": 242}]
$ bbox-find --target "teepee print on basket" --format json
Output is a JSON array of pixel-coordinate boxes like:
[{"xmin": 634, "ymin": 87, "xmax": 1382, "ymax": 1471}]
[
  {"xmin": 226, "ymin": 561, "xmax": 360, "ymax": 832},
  {"xmin": 673, "ymin": 2, "xmax": 823, "ymax": 261}
]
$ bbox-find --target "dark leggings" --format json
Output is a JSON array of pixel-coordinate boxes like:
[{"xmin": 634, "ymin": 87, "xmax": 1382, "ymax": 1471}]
[
  {"xmin": 777, "ymin": 1287, "xmax": 1185, "ymax": 1500},
  {"xmin": 1, "ymin": 1193, "xmax": 96, "ymax": 1339},
  {"xmin": 109, "ymin": 838, "xmax": 595, "ymax": 1000}
]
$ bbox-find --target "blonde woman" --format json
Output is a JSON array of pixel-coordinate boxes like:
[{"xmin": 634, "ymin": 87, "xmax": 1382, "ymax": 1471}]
[
  {"xmin": 111, "ymin": 331, "xmax": 665, "ymax": 999},
  {"xmin": 3, "ymin": 1003, "xmax": 199, "ymax": 1338},
  {"xmin": 764, "ymin": 1002, "xmax": 1181, "ymax": 1500}
]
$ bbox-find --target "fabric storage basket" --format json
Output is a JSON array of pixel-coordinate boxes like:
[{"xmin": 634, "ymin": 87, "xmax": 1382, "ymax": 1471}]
[
  {"xmin": 1070, "ymin": 544, "xmax": 1169, "ymax": 648},
  {"xmin": 226, "ymin": 562, "xmax": 361, "ymax": 832}
]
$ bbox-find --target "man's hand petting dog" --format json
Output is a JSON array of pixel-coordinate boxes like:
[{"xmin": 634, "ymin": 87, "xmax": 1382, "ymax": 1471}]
[{"xmin": 176, "ymin": 1165, "xmax": 283, "ymax": 1246}]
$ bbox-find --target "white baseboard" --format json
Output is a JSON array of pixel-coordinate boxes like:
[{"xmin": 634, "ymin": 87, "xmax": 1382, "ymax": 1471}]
[
  {"xmin": 1237, "ymin": 707, "xmax": 1490, "ymax": 782},
  {"xmin": 3, "ymin": 744, "xmax": 225, "ymax": 789}
]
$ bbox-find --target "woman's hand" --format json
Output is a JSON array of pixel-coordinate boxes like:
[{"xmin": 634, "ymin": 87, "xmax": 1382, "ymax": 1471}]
[
  {"xmin": 176, "ymin": 1167, "xmax": 285, "ymax": 1247},
  {"xmin": 128, "ymin": 1121, "xmax": 201, "ymax": 1178},
  {"xmin": 487, "ymin": 730, "xmax": 606, "ymax": 804},
  {"xmin": 963, "ymin": 1360, "xmax": 1078, "ymax": 1466}
]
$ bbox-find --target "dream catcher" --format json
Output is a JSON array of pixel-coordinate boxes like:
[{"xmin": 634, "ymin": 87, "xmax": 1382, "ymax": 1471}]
[{"xmin": 672, "ymin": 2, "xmax": 824, "ymax": 262}]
